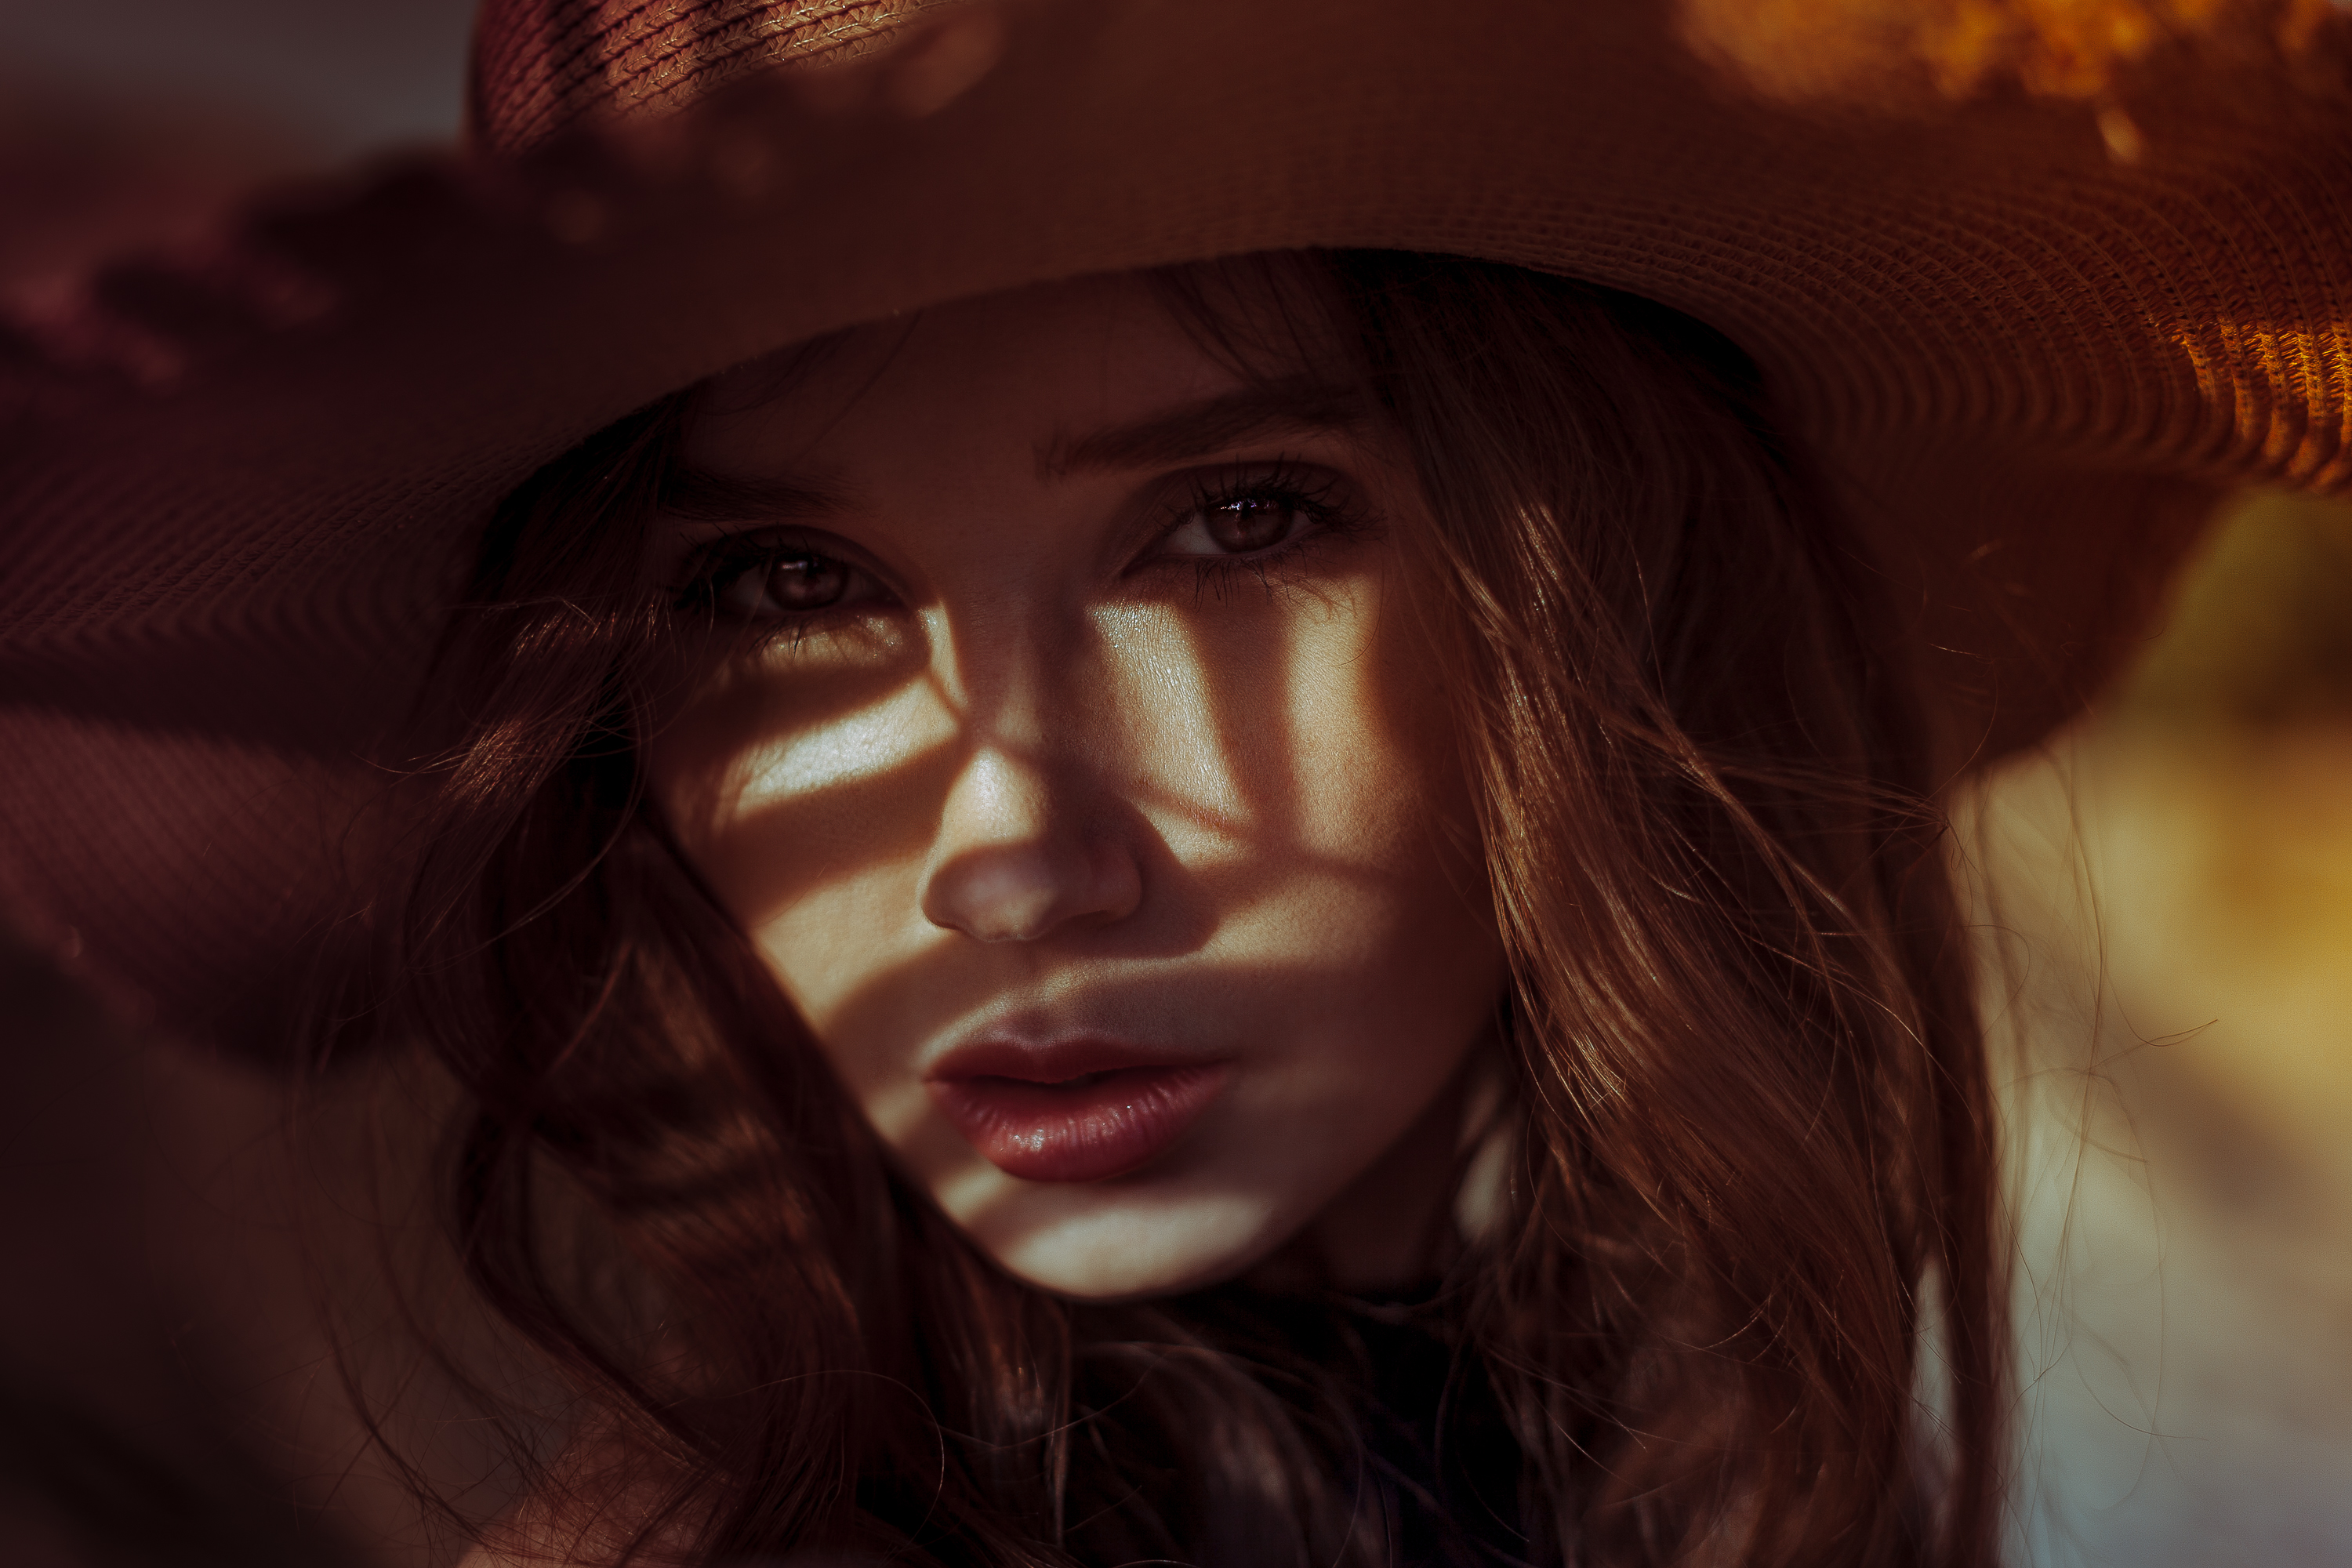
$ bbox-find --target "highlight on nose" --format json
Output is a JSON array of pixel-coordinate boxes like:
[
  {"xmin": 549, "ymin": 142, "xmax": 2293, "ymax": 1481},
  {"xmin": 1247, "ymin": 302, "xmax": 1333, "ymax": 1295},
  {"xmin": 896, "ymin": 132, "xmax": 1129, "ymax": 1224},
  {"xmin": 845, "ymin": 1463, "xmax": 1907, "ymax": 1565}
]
[{"xmin": 918, "ymin": 750, "xmax": 1143, "ymax": 942}]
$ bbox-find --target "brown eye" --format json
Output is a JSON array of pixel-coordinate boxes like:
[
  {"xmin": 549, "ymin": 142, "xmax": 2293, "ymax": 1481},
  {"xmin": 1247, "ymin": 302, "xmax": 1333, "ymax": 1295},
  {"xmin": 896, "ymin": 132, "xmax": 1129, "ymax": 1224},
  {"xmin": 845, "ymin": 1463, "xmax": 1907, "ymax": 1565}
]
[
  {"xmin": 1204, "ymin": 498, "xmax": 1300, "ymax": 553},
  {"xmin": 764, "ymin": 553, "xmax": 848, "ymax": 610},
  {"xmin": 1163, "ymin": 494, "xmax": 1313, "ymax": 559},
  {"xmin": 714, "ymin": 548, "xmax": 868, "ymax": 619}
]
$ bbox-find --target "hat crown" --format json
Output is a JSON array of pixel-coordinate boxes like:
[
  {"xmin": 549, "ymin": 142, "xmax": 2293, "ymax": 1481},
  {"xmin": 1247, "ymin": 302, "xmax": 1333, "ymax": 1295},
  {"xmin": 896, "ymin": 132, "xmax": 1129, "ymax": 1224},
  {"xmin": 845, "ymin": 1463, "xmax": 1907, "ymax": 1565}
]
[{"xmin": 469, "ymin": 0, "xmax": 956, "ymax": 154}]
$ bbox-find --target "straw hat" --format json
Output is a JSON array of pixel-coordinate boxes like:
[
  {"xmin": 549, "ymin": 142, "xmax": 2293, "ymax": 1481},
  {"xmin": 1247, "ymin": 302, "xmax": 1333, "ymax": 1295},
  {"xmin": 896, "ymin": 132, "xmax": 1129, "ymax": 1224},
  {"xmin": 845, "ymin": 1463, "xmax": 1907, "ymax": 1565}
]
[{"xmin": 2, "ymin": 0, "xmax": 2347, "ymax": 1049}]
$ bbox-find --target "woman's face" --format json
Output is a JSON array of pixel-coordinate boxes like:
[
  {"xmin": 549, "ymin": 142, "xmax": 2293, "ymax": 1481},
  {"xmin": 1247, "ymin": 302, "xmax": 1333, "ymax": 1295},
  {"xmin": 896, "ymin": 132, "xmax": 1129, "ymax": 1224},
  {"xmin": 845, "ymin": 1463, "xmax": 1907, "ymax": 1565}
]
[{"xmin": 646, "ymin": 272, "xmax": 1505, "ymax": 1301}]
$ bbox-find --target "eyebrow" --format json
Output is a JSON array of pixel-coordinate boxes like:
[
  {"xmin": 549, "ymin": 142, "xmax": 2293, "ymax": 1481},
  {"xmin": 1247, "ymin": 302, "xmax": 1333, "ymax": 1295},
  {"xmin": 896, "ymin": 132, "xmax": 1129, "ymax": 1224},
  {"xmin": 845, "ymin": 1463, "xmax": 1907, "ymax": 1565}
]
[
  {"xmin": 657, "ymin": 465, "xmax": 849, "ymax": 525},
  {"xmin": 1036, "ymin": 378, "xmax": 1378, "ymax": 477},
  {"xmin": 650, "ymin": 376, "xmax": 1380, "ymax": 526}
]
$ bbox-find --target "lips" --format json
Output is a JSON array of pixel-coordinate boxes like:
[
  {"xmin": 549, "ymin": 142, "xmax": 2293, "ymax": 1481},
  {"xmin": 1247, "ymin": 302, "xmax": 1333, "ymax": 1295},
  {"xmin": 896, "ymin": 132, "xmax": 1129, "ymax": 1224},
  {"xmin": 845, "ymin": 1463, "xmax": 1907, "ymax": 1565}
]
[{"xmin": 927, "ymin": 1037, "xmax": 1234, "ymax": 1184}]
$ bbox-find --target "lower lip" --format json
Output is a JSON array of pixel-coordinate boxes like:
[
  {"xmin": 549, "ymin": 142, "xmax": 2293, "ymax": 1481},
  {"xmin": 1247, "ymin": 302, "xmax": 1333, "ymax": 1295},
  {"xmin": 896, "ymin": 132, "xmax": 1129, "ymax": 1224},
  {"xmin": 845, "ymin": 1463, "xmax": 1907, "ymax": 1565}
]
[{"xmin": 928, "ymin": 1062, "xmax": 1234, "ymax": 1184}]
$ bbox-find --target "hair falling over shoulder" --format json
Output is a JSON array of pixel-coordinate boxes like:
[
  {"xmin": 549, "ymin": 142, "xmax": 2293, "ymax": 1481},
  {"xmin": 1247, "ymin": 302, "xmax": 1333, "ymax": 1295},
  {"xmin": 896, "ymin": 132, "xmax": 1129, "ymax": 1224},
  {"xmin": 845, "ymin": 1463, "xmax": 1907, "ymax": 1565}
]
[{"xmin": 365, "ymin": 252, "xmax": 2005, "ymax": 1567}]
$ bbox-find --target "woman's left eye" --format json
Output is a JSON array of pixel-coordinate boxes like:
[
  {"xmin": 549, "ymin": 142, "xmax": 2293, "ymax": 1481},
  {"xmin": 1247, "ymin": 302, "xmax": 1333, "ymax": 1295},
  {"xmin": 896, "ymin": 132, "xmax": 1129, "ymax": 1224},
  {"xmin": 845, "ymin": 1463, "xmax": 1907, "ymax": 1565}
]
[{"xmin": 1161, "ymin": 495, "xmax": 1315, "ymax": 557}]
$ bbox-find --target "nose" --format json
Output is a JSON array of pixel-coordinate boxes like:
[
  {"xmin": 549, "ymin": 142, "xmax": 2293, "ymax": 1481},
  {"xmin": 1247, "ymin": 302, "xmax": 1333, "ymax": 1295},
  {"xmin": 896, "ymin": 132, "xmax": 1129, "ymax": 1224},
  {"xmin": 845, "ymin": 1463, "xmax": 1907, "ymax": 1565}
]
[{"xmin": 919, "ymin": 747, "xmax": 1143, "ymax": 942}]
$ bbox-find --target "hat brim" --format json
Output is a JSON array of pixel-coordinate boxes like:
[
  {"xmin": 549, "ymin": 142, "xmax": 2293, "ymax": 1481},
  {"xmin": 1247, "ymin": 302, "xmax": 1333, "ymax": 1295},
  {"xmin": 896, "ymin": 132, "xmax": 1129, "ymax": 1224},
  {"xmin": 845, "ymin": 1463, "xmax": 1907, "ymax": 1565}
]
[{"xmin": 2, "ymin": 0, "xmax": 2345, "ymax": 1043}]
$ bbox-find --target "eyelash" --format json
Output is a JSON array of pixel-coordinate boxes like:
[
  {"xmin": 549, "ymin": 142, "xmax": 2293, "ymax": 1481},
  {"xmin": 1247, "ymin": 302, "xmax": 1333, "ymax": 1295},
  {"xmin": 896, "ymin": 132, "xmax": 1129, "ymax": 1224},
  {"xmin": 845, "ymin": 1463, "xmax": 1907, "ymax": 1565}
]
[
  {"xmin": 673, "ymin": 460, "xmax": 1369, "ymax": 632},
  {"xmin": 668, "ymin": 540, "xmax": 855, "ymax": 657},
  {"xmin": 1161, "ymin": 460, "xmax": 1369, "ymax": 601}
]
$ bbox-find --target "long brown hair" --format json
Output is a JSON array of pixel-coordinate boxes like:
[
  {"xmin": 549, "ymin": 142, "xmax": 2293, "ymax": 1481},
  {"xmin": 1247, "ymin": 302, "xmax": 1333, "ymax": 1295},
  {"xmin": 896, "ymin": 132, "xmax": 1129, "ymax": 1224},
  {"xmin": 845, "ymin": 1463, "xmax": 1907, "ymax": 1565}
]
[{"xmin": 372, "ymin": 251, "xmax": 2003, "ymax": 1566}]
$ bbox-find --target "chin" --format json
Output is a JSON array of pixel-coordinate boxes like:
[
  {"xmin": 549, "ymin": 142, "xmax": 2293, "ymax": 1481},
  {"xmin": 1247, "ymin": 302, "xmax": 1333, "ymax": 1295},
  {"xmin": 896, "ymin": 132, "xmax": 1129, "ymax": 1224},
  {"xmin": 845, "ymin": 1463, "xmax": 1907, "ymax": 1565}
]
[{"xmin": 963, "ymin": 1184, "xmax": 1300, "ymax": 1302}]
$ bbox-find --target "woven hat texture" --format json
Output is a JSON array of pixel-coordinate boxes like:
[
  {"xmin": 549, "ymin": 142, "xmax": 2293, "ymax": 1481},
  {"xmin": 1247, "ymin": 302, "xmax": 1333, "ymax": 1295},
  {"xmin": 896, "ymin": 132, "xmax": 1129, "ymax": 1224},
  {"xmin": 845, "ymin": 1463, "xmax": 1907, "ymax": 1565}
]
[{"xmin": 1, "ymin": 0, "xmax": 2347, "ymax": 1047}]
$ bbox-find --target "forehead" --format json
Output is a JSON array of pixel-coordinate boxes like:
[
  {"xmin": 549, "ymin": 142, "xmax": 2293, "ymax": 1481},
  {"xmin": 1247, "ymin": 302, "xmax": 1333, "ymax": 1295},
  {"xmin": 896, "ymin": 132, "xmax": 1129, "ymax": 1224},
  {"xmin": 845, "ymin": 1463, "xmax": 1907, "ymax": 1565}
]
[{"xmin": 685, "ymin": 267, "xmax": 1345, "ymax": 479}]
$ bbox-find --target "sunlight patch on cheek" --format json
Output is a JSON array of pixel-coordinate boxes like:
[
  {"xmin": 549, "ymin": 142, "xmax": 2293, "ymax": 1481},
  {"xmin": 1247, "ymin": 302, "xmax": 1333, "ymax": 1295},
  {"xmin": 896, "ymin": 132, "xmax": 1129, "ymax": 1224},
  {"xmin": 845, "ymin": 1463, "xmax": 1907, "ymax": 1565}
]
[
  {"xmin": 1091, "ymin": 604, "xmax": 1251, "ymax": 829},
  {"xmin": 1210, "ymin": 865, "xmax": 1416, "ymax": 970},
  {"xmin": 757, "ymin": 884, "xmax": 961, "ymax": 1051},
  {"xmin": 1290, "ymin": 638, "xmax": 1421, "ymax": 851},
  {"xmin": 1084, "ymin": 596, "xmax": 1433, "ymax": 900},
  {"xmin": 732, "ymin": 681, "xmax": 957, "ymax": 807},
  {"xmin": 856, "ymin": 1072, "xmax": 942, "ymax": 1155}
]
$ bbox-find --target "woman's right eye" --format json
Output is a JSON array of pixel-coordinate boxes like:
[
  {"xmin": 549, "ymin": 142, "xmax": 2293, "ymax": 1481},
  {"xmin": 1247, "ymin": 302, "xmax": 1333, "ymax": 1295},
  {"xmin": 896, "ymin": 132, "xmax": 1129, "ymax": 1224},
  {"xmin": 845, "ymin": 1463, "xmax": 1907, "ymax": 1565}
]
[{"xmin": 707, "ymin": 548, "xmax": 881, "ymax": 622}]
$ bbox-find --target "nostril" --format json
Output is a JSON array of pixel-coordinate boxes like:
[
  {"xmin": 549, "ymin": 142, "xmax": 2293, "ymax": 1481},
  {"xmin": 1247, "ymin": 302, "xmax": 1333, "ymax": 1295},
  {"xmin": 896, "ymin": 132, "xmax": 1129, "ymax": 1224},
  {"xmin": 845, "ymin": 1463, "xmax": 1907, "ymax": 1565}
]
[
  {"xmin": 919, "ymin": 835, "xmax": 1144, "ymax": 943},
  {"xmin": 925, "ymin": 849, "xmax": 1065, "ymax": 942}
]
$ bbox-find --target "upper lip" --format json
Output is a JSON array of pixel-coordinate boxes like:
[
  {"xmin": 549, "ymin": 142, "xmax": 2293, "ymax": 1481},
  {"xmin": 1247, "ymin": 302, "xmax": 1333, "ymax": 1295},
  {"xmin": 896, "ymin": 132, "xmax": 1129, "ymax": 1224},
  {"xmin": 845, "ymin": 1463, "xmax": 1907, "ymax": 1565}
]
[{"xmin": 925, "ymin": 1033, "xmax": 1214, "ymax": 1085}]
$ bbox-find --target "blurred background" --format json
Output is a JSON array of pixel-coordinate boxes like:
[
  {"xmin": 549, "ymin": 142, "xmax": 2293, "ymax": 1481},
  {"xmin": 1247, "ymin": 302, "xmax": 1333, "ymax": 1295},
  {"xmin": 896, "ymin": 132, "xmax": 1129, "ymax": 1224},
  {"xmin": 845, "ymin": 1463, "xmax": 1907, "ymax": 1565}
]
[
  {"xmin": 0, "ymin": 0, "xmax": 470, "ymax": 285},
  {"xmin": 4, "ymin": 3, "xmax": 2350, "ymax": 1563},
  {"xmin": 0, "ymin": 0, "xmax": 470, "ymax": 155},
  {"xmin": 1980, "ymin": 490, "xmax": 2352, "ymax": 1564}
]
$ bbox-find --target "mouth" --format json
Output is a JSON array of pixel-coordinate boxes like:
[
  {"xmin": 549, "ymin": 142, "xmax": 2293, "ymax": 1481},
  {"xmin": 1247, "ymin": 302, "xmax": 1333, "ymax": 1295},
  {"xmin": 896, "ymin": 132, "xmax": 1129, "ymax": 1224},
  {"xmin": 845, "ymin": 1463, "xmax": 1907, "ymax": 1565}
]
[{"xmin": 926, "ymin": 1038, "xmax": 1236, "ymax": 1184}]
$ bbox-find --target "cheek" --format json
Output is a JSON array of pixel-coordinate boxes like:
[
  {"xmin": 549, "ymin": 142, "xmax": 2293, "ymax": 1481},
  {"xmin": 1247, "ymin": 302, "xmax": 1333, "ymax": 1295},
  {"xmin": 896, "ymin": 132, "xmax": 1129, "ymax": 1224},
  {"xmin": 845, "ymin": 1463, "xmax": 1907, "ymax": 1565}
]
[
  {"xmin": 1222, "ymin": 575, "xmax": 1475, "ymax": 935},
  {"xmin": 1264, "ymin": 582, "xmax": 1497, "ymax": 1099},
  {"xmin": 1098, "ymin": 572, "xmax": 1464, "ymax": 875},
  {"xmin": 644, "ymin": 652, "xmax": 961, "ymax": 1040},
  {"xmin": 1141, "ymin": 575, "xmax": 1497, "ymax": 1072}
]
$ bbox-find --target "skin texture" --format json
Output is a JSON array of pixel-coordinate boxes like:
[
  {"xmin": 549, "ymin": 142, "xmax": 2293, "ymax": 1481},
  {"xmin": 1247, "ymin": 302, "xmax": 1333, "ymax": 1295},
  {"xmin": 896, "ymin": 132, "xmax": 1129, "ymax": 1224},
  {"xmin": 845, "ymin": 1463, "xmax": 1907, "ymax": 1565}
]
[{"xmin": 645, "ymin": 274, "xmax": 1505, "ymax": 1300}]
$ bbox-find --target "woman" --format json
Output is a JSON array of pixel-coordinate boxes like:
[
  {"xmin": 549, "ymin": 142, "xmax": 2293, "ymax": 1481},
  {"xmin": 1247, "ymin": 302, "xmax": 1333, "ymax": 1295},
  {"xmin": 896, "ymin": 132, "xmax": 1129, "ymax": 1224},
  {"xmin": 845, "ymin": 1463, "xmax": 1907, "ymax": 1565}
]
[
  {"xmin": 414, "ymin": 250, "xmax": 1991, "ymax": 1565},
  {"xmin": 2, "ymin": 1, "xmax": 2346, "ymax": 1565}
]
